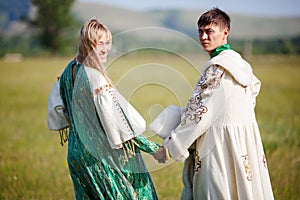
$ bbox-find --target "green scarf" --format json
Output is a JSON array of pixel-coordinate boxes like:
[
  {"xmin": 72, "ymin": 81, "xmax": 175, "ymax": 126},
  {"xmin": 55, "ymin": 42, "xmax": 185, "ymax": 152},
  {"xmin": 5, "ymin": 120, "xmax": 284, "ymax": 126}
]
[{"xmin": 210, "ymin": 44, "xmax": 231, "ymax": 58}]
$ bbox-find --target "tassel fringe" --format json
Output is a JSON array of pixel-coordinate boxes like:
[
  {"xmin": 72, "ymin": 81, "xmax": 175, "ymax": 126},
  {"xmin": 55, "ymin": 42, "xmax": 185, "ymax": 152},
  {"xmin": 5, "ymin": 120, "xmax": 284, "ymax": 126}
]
[
  {"xmin": 122, "ymin": 139, "xmax": 136, "ymax": 162},
  {"xmin": 59, "ymin": 128, "xmax": 69, "ymax": 146}
]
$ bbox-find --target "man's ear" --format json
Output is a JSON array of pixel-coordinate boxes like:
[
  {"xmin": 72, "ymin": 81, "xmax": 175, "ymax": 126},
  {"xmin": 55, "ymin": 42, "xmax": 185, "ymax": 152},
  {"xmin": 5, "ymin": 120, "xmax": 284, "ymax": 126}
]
[{"xmin": 223, "ymin": 27, "xmax": 230, "ymax": 37}]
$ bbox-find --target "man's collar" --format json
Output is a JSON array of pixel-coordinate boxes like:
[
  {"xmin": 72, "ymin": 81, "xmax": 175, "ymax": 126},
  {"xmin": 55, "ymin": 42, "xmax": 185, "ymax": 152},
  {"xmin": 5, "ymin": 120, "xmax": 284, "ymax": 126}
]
[{"xmin": 210, "ymin": 44, "xmax": 231, "ymax": 58}]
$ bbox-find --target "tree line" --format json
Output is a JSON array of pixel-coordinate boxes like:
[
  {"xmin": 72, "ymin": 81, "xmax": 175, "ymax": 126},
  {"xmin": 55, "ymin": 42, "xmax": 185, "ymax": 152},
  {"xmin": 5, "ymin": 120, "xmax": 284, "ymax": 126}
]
[{"xmin": 1, "ymin": 0, "xmax": 299, "ymax": 57}]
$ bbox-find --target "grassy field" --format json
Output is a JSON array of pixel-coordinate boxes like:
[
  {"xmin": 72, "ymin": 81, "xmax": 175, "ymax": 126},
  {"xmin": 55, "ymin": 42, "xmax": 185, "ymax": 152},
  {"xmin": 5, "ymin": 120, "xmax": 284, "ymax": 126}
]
[{"xmin": 0, "ymin": 53, "xmax": 299, "ymax": 199}]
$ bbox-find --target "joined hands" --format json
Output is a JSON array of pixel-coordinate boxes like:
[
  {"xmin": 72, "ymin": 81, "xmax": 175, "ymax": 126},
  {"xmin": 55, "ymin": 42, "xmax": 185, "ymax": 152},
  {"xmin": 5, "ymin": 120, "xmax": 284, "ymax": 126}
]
[{"xmin": 153, "ymin": 146, "xmax": 169, "ymax": 163}]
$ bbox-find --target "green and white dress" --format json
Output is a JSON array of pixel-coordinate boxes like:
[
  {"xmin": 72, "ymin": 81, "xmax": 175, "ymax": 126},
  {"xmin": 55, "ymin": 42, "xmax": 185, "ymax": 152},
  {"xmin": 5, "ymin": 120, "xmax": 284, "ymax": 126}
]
[{"xmin": 59, "ymin": 60, "xmax": 160, "ymax": 200}]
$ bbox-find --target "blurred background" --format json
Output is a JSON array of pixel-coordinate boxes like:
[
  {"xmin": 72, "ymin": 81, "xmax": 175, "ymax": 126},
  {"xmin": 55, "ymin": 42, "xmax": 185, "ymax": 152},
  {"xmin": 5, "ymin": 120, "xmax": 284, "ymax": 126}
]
[
  {"xmin": 1, "ymin": 0, "xmax": 300, "ymax": 57},
  {"xmin": 0, "ymin": 0, "xmax": 299, "ymax": 199}
]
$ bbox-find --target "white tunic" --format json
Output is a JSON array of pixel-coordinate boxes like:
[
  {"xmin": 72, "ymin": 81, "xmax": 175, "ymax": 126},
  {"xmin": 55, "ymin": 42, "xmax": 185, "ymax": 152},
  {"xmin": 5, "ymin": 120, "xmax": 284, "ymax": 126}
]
[
  {"xmin": 164, "ymin": 50, "xmax": 274, "ymax": 199},
  {"xmin": 84, "ymin": 66, "xmax": 146, "ymax": 149}
]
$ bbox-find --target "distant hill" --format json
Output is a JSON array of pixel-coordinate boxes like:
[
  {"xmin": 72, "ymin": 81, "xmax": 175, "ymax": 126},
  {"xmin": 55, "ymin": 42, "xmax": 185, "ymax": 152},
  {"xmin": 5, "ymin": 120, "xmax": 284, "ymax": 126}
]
[
  {"xmin": 72, "ymin": 2, "xmax": 300, "ymax": 40},
  {"xmin": 1, "ymin": 1, "xmax": 299, "ymax": 56}
]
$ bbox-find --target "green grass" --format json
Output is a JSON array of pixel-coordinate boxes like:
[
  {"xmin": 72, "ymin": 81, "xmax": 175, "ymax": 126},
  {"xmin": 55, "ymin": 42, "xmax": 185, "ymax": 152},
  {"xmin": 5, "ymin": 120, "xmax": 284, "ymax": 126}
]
[
  {"xmin": 253, "ymin": 55, "xmax": 300, "ymax": 199},
  {"xmin": 0, "ymin": 54, "xmax": 299, "ymax": 199}
]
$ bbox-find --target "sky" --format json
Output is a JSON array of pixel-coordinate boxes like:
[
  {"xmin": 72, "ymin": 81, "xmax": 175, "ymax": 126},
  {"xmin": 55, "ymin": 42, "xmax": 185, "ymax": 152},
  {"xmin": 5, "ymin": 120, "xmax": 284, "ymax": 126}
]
[{"xmin": 79, "ymin": 0, "xmax": 300, "ymax": 17}]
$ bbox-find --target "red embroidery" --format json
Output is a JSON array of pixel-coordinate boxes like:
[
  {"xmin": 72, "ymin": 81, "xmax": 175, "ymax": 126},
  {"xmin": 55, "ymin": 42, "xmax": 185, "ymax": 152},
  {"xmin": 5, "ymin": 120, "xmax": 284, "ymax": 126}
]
[{"xmin": 92, "ymin": 84, "xmax": 113, "ymax": 96}]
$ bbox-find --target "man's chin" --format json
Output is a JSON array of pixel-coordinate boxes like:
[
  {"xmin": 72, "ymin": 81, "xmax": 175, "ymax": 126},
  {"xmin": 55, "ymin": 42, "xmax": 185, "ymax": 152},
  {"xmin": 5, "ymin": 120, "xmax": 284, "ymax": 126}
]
[{"xmin": 201, "ymin": 47, "xmax": 210, "ymax": 53}]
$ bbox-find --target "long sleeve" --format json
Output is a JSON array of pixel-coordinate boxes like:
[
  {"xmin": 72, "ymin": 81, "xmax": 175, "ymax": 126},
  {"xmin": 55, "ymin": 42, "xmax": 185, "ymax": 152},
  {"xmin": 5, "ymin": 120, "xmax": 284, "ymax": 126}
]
[
  {"xmin": 93, "ymin": 83, "xmax": 159, "ymax": 154},
  {"xmin": 132, "ymin": 135, "xmax": 160, "ymax": 154},
  {"xmin": 85, "ymin": 66, "xmax": 145, "ymax": 149},
  {"xmin": 164, "ymin": 65, "xmax": 226, "ymax": 162},
  {"xmin": 250, "ymin": 74, "xmax": 261, "ymax": 107},
  {"xmin": 93, "ymin": 83, "xmax": 135, "ymax": 149}
]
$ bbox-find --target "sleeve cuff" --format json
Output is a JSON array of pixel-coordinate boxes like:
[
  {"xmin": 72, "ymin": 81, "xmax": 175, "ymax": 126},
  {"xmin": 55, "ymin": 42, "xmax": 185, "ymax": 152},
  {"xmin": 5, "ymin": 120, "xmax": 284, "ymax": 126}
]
[{"xmin": 163, "ymin": 131, "xmax": 189, "ymax": 162}]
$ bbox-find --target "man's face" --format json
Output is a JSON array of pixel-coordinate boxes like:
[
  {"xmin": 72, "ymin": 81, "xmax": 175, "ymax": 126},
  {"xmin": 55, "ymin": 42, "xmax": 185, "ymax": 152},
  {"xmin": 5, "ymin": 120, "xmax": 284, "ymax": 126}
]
[{"xmin": 198, "ymin": 23, "xmax": 229, "ymax": 55}]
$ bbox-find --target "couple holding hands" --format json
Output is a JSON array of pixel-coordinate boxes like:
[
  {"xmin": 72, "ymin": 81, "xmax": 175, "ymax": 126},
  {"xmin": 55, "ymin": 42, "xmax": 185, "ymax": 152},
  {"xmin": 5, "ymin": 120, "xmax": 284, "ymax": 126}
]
[{"xmin": 48, "ymin": 8, "xmax": 274, "ymax": 200}]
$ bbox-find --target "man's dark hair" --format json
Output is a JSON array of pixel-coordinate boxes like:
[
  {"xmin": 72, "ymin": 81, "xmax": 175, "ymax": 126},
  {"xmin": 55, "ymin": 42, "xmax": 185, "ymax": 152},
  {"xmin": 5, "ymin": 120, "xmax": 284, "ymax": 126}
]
[{"xmin": 197, "ymin": 8, "xmax": 231, "ymax": 30}]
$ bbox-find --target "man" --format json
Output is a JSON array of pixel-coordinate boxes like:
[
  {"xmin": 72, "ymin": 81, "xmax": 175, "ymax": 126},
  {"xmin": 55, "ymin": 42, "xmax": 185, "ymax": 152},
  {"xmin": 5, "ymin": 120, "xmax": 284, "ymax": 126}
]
[{"xmin": 163, "ymin": 8, "xmax": 274, "ymax": 199}]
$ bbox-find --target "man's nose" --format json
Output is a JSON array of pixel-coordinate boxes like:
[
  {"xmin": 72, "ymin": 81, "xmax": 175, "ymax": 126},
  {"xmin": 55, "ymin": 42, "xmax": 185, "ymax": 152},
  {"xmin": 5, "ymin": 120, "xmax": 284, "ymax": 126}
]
[{"xmin": 199, "ymin": 32, "xmax": 207, "ymax": 40}]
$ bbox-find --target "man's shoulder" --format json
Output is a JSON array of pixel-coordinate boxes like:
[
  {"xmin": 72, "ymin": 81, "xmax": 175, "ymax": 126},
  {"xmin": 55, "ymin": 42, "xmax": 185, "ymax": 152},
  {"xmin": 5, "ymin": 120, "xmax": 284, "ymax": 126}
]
[
  {"xmin": 216, "ymin": 49, "xmax": 242, "ymax": 60},
  {"xmin": 202, "ymin": 49, "xmax": 253, "ymax": 87},
  {"xmin": 205, "ymin": 50, "xmax": 244, "ymax": 69}
]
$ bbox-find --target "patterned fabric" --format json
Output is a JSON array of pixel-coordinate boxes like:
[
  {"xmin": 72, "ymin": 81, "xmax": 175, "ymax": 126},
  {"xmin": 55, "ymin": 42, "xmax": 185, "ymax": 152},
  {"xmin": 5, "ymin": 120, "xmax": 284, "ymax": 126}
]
[
  {"xmin": 59, "ymin": 60, "xmax": 160, "ymax": 200},
  {"xmin": 181, "ymin": 65, "xmax": 224, "ymax": 125}
]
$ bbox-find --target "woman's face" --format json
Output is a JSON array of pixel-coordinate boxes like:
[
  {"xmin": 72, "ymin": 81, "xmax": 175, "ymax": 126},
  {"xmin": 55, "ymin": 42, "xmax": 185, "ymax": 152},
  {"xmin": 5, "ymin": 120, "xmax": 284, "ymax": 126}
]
[{"xmin": 95, "ymin": 33, "xmax": 112, "ymax": 64}]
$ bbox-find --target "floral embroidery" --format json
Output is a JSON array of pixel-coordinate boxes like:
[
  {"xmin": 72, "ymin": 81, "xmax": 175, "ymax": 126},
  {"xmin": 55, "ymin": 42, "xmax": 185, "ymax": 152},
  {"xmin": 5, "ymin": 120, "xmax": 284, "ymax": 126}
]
[
  {"xmin": 262, "ymin": 154, "xmax": 267, "ymax": 168},
  {"xmin": 93, "ymin": 84, "xmax": 113, "ymax": 96},
  {"xmin": 197, "ymin": 65, "xmax": 223, "ymax": 91},
  {"xmin": 194, "ymin": 151, "xmax": 201, "ymax": 172},
  {"xmin": 242, "ymin": 155, "xmax": 252, "ymax": 181},
  {"xmin": 181, "ymin": 65, "xmax": 224, "ymax": 125},
  {"xmin": 181, "ymin": 97, "xmax": 208, "ymax": 125}
]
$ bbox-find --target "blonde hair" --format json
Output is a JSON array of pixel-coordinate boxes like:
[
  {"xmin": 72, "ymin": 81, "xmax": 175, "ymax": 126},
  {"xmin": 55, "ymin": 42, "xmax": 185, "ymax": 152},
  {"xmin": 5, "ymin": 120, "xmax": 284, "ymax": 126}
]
[{"xmin": 76, "ymin": 18, "xmax": 112, "ymax": 83}]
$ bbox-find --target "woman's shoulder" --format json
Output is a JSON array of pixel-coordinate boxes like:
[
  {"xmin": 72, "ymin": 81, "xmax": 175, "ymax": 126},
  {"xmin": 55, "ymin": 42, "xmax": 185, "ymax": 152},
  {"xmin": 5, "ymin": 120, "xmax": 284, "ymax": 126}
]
[
  {"xmin": 60, "ymin": 60, "xmax": 77, "ymax": 80},
  {"xmin": 84, "ymin": 66, "xmax": 108, "ymax": 91}
]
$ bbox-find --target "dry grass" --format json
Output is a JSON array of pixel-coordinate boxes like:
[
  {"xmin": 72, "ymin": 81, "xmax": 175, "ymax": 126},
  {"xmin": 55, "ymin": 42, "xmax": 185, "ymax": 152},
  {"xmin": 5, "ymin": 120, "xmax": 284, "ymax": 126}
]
[{"xmin": 0, "ymin": 54, "xmax": 299, "ymax": 199}]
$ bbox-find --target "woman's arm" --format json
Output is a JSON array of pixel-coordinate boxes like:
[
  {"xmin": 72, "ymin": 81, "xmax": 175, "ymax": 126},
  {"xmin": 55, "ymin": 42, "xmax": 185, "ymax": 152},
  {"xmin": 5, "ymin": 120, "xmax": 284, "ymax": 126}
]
[{"xmin": 132, "ymin": 135, "xmax": 160, "ymax": 154}]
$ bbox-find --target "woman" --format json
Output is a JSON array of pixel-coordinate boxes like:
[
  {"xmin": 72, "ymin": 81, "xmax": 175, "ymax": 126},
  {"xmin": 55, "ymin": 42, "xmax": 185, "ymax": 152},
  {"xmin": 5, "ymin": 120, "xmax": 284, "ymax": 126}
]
[{"xmin": 58, "ymin": 19, "xmax": 164, "ymax": 200}]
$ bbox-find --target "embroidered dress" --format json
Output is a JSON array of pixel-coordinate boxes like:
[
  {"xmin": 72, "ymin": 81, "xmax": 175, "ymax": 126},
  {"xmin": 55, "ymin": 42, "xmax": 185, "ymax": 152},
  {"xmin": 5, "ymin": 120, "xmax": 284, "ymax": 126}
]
[
  {"xmin": 59, "ymin": 60, "xmax": 159, "ymax": 200},
  {"xmin": 164, "ymin": 49, "xmax": 274, "ymax": 199}
]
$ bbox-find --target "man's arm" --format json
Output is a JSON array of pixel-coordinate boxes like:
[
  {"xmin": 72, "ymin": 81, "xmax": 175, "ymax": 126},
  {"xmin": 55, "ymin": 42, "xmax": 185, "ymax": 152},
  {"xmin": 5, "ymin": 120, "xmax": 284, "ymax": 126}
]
[{"xmin": 164, "ymin": 65, "xmax": 226, "ymax": 162}]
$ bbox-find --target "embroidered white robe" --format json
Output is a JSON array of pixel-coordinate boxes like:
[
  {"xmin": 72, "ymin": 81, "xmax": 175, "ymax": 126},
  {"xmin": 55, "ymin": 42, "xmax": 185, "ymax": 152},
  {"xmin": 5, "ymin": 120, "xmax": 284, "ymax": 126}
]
[{"xmin": 164, "ymin": 50, "xmax": 274, "ymax": 200}]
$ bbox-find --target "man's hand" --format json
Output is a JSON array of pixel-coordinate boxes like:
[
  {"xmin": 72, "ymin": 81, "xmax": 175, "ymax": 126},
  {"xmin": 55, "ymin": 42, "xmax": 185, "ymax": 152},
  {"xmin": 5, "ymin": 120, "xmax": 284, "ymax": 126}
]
[{"xmin": 153, "ymin": 146, "xmax": 167, "ymax": 163}]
